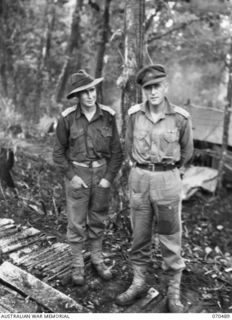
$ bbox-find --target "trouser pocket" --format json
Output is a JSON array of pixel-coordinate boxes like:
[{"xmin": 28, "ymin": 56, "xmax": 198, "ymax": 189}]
[{"xmin": 91, "ymin": 186, "xmax": 110, "ymax": 213}]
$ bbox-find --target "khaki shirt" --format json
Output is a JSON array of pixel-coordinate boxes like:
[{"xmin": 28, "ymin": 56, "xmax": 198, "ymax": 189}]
[{"xmin": 126, "ymin": 98, "xmax": 193, "ymax": 167}]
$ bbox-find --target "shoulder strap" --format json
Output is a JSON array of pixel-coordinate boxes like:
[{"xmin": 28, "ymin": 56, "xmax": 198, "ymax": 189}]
[
  {"xmin": 128, "ymin": 104, "xmax": 141, "ymax": 116},
  {"xmin": 173, "ymin": 106, "xmax": 190, "ymax": 119},
  {"xmin": 61, "ymin": 106, "xmax": 76, "ymax": 117},
  {"xmin": 99, "ymin": 104, "xmax": 116, "ymax": 116}
]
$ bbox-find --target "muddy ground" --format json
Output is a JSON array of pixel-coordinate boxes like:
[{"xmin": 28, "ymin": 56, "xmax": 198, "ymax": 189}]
[{"xmin": 0, "ymin": 137, "xmax": 232, "ymax": 313}]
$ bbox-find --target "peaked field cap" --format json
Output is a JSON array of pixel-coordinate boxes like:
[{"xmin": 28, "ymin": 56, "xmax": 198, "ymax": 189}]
[
  {"xmin": 136, "ymin": 64, "xmax": 167, "ymax": 87},
  {"xmin": 66, "ymin": 69, "xmax": 103, "ymax": 99}
]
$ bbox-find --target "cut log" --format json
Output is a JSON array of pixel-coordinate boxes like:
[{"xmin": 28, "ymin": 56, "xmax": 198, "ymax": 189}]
[{"xmin": 0, "ymin": 262, "xmax": 88, "ymax": 313}]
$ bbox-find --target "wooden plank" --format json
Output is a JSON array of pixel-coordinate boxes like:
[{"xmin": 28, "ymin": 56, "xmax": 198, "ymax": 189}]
[
  {"xmin": 0, "ymin": 305, "xmax": 10, "ymax": 313},
  {"xmin": 9, "ymin": 243, "xmax": 41, "ymax": 264},
  {"xmin": 0, "ymin": 225, "xmax": 19, "ymax": 238},
  {"xmin": 0, "ymin": 283, "xmax": 38, "ymax": 313},
  {"xmin": 0, "ymin": 262, "xmax": 87, "ymax": 313},
  {"xmin": 0, "ymin": 227, "xmax": 40, "ymax": 247},
  {"xmin": 18, "ymin": 242, "xmax": 70, "ymax": 267},
  {"xmin": 0, "ymin": 227, "xmax": 42, "ymax": 253},
  {"xmin": 1, "ymin": 233, "xmax": 45, "ymax": 254},
  {"xmin": 0, "ymin": 218, "xmax": 15, "ymax": 227}
]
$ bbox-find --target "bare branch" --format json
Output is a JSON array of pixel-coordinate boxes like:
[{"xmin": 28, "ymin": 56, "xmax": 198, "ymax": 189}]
[{"xmin": 147, "ymin": 18, "xmax": 200, "ymax": 44}]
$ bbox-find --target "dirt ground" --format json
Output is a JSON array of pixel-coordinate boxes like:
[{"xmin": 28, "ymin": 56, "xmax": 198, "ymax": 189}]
[{"xmin": 0, "ymin": 138, "xmax": 232, "ymax": 313}]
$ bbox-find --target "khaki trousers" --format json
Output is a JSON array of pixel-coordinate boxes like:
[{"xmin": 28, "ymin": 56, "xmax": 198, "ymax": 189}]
[
  {"xmin": 65, "ymin": 164, "xmax": 110, "ymax": 243},
  {"xmin": 129, "ymin": 166, "xmax": 185, "ymax": 272}
]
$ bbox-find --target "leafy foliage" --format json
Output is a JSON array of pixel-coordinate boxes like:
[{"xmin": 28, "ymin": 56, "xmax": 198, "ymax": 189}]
[{"xmin": 0, "ymin": 0, "xmax": 231, "ymax": 122}]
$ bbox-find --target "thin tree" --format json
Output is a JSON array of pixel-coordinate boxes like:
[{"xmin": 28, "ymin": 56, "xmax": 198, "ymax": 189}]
[
  {"xmin": 55, "ymin": 0, "xmax": 83, "ymax": 103},
  {"xmin": 94, "ymin": 0, "xmax": 112, "ymax": 103},
  {"xmin": 120, "ymin": 0, "xmax": 145, "ymax": 139},
  {"xmin": 33, "ymin": 2, "xmax": 51, "ymax": 122}
]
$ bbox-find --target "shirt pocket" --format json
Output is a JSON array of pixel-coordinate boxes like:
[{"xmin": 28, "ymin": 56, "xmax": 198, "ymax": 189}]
[
  {"xmin": 69, "ymin": 128, "xmax": 86, "ymax": 154},
  {"xmin": 95, "ymin": 127, "xmax": 112, "ymax": 153},
  {"xmin": 163, "ymin": 129, "xmax": 179, "ymax": 143},
  {"xmin": 100, "ymin": 127, "xmax": 112, "ymax": 138},
  {"xmin": 134, "ymin": 130, "xmax": 150, "ymax": 152},
  {"xmin": 70, "ymin": 128, "xmax": 85, "ymax": 140}
]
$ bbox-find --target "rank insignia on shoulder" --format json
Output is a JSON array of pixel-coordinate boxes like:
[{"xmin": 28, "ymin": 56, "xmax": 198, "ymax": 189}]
[
  {"xmin": 174, "ymin": 106, "xmax": 190, "ymax": 119},
  {"xmin": 99, "ymin": 104, "xmax": 116, "ymax": 116},
  {"xmin": 128, "ymin": 104, "xmax": 141, "ymax": 116},
  {"xmin": 61, "ymin": 106, "xmax": 77, "ymax": 117}
]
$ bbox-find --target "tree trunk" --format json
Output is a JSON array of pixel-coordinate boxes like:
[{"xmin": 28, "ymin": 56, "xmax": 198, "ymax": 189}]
[
  {"xmin": 0, "ymin": 0, "xmax": 9, "ymax": 97},
  {"xmin": 217, "ymin": 41, "xmax": 232, "ymax": 193},
  {"xmin": 120, "ymin": 0, "xmax": 145, "ymax": 139},
  {"xmin": 55, "ymin": 0, "xmax": 83, "ymax": 103},
  {"xmin": 94, "ymin": 0, "xmax": 112, "ymax": 103},
  {"xmin": 33, "ymin": 2, "xmax": 53, "ymax": 122},
  {"xmin": 45, "ymin": 0, "xmax": 56, "ymax": 77}
]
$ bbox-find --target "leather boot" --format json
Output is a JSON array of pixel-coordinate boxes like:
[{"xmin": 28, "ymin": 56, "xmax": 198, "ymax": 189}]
[
  {"xmin": 167, "ymin": 271, "xmax": 184, "ymax": 313},
  {"xmin": 90, "ymin": 238, "xmax": 112, "ymax": 280},
  {"xmin": 115, "ymin": 265, "xmax": 148, "ymax": 306},
  {"xmin": 70, "ymin": 243, "xmax": 85, "ymax": 286}
]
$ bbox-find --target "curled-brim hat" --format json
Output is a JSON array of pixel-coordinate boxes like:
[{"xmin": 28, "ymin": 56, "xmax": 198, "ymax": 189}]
[
  {"xmin": 66, "ymin": 69, "xmax": 103, "ymax": 99},
  {"xmin": 136, "ymin": 64, "xmax": 167, "ymax": 88}
]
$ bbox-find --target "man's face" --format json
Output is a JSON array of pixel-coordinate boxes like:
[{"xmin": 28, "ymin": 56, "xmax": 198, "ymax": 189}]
[
  {"xmin": 79, "ymin": 87, "xmax": 97, "ymax": 109},
  {"xmin": 143, "ymin": 81, "xmax": 167, "ymax": 106}
]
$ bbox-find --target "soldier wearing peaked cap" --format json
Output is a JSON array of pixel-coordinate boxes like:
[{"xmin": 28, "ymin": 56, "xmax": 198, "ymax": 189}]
[
  {"xmin": 116, "ymin": 64, "xmax": 193, "ymax": 312},
  {"xmin": 53, "ymin": 70, "xmax": 123, "ymax": 286}
]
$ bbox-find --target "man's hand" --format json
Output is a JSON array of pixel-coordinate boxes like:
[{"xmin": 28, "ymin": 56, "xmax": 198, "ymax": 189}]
[
  {"xmin": 98, "ymin": 178, "xmax": 111, "ymax": 188},
  {"xmin": 70, "ymin": 175, "xmax": 88, "ymax": 189}
]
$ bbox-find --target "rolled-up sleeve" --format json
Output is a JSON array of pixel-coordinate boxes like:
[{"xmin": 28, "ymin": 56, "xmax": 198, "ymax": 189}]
[
  {"xmin": 53, "ymin": 117, "xmax": 75, "ymax": 180},
  {"xmin": 103, "ymin": 117, "xmax": 123, "ymax": 183}
]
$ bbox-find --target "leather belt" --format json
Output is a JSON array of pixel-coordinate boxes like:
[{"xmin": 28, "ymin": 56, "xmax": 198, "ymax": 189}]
[
  {"xmin": 135, "ymin": 163, "xmax": 176, "ymax": 172},
  {"xmin": 72, "ymin": 159, "xmax": 106, "ymax": 168}
]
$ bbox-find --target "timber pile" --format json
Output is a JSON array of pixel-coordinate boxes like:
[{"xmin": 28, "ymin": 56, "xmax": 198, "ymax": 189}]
[
  {"xmin": 0, "ymin": 218, "xmax": 88, "ymax": 313},
  {"xmin": 9, "ymin": 242, "xmax": 91, "ymax": 284},
  {"xmin": 0, "ymin": 217, "xmax": 92, "ymax": 284},
  {"xmin": 0, "ymin": 220, "xmax": 43, "ymax": 254},
  {"xmin": 0, "ymin": 218, "xmax": 162, "ymax": 313},
  {"xmin": 10, "ymin": 242, "xmax": 72, "ymax": 283},
  {"xmin": 0, "ymin": 261, "xmax": 86, "ymax": 313}
]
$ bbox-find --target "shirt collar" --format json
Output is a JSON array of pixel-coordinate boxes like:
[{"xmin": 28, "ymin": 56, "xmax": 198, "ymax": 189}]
[
  {"xmin": 75, "ymin": 103, "xmax": 102, "ymax": 120},
  {"xmin": 141, "ymin": 97, "xmax": 175, "ymax": 117},
  {"xmin": 164, "ymin": 98, "xmax": 175, "ymax": 114}
]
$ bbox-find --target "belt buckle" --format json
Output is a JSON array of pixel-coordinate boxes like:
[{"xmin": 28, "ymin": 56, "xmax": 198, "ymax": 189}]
[
  {"xmin": 149, "ymin": 163, "xmax": 155, "ymax": 171},
  {"xmin": 88, "ymin": 161, "xmax": 93, "ymax": 168}
]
